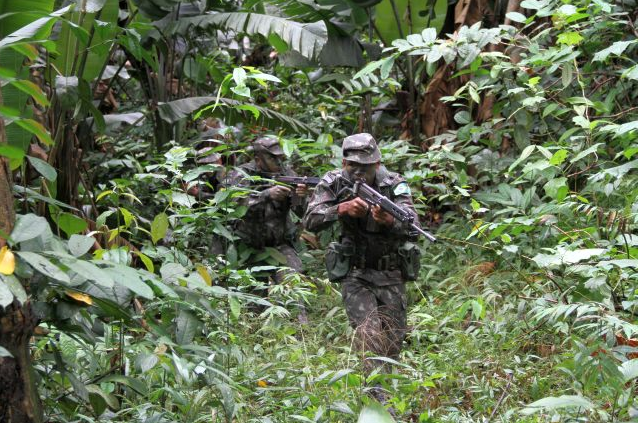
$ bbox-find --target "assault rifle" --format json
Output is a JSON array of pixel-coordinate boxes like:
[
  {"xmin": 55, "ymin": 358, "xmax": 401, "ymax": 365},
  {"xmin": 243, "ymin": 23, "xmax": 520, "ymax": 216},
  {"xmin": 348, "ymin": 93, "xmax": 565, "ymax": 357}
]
[
  {"xmin": 340, "ymin": 177, "xmax": 437, "ymax": 243},
  {"xmin": 271, "ymin": 175, "xmax": 321, "ymax": 186}
]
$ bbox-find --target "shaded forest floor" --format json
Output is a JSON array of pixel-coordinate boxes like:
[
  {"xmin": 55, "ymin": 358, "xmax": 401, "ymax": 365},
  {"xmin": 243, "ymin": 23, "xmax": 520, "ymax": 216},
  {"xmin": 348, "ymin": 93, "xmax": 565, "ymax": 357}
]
[{"xmin": 172, "ymin": 250, "xmax": 573, "ymax": 423}]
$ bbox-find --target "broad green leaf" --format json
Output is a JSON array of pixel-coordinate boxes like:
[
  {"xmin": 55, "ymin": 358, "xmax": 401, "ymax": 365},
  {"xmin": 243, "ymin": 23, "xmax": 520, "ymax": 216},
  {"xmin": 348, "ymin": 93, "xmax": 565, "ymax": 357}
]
[
  {"xmin": 561, "ymin": 65, "xmax": 572, "ymax": 87},
  {"xmin": 8, "ymin": 79, "xmax": 49, "ymax": 106},
  {"xmin": 160, "ymin": 262, "xmax": 187, "ymax": 284},
  {"xmin": 82, "ymin": 0, "xmax": 108, "ymax": 13},
  {"xmin": 68, "ymin": 234, "xmax": 94, "ymax": 257},
  {"xmin": 267, "ymin": 32, "xmax": 288, "ymax": 53},
  {"xmin": 247, "ymin": 72, "xmax": 280, "ymax": 84},
  {"xmin": 57, "ymin": 257, "xmax": 114, "ymax": 288},
  {"xmin": 232, "ymin": 67, "xmax": 247, "ymax": 86},
  {"xmin": 521, "ymin": 395, "xmax": 594, "ymax": 415},
  {"xmin": 380, "ymin": 56, "xmax": 395, "ymax": 79},
  {"xmin": 175, "ymin": 309, "xmax": 201, "ymax": 345},
  {"xmin": 151, "ymin": 212, "xmax": 168, "ymax": 245},
  {"xmin": 229, "ymin": 295, "xmax": 241, "ymax": 320},
  {"xmin": 135, "ymin": 251, "xmax": 154, "ymax": 273},
  {"xmin": 102, "ymin": 264, "xmax": 154, "ymax": 299},
  {"xmin": 353, "ymin": 59, "xmax": 384, "ymax": 80},
  {"xmin": 11, "ymin": 214, "xmax": 49, "ymax": 243},
  {"xmin": 557, "ymin": 31, "xmax": 583, "ymax": 45},
  {"xmin": 27, "ymin": 156, "xmax": 56, "ymax": 181},
  {"xmin": 235, "ymin": 104, "xmax": 260, "ymax": 119},
  {"xmin": 136, "ymin": 353, "xmax": 159, "ymax": 373},
  {"xmin": 0, "ymin": 5, "xmax": 72, "ymax": 49},
  {"xmin": 0, "ymin": 274, "xmax": 26, "ymax": 304},
  {"xmin": 375, "ymin": 0, "xmax": 447, "ymax": 44},
  {"xmin": 593, "ymin": 40, "xmax": 636, "ymax": 61},
  {"xmin": 118, "ymin": 207, "xmax": 134, "ymax": 228},
  {"xmin": 0, "ymin": 277, "xmax": 15, "ymax": 307},
  {"xmin": 506, "ymin": 12, "xmax": 527, "ymax": 23},
  {"xmin": 54, "ymin": 212, "xmax": 87, "ymax": 237},
  {"xmin": 0, "ymin": 145, "xmax": 25, "ymax": 160},
  {"xmin": 145, "ymin": 277, "xmax": 178, "ymax": 298},
  {"xmin": 542, "ymin": 103, "xmax": 558, "ymax": 117},
  {"xmin": 12, "ymin": 118, "xmax": 53, "ymax": 145},
  {"xmin": 532, "ymin": 249, "xmax": 605, "ymax": 268},
  {"xmin": 100, "ymin": 375, "xmax": 148, "ymax": 396},
  {"xmin": 549, "ymin": 149, "xmax": 568, "ymax": 166},
  {"xmin": 328, "ymin": 369, "xmax": 354, "ymax": 385},
  {"xmin": 421, "ymin": 28, "xmax": 437, "ymax": 44},
  {"xmin": 543, "ymin": 177, "xmax": 568, "ymax": 201},
  {"xmin": 92, "ymin": 296, "xmax": 132, "ymax": 322},
  {"xmin": 619, "ymin": 359, "xmax": 638, "ymax": 383},
  {"xmin": 86, "ymin": 384, "xmax": 115, "ymax": 416},
  {"xmin": 357, "ymin": 401, "xmax": 395, "ymax": 423},
  {"xmin": 16, "ymin": 251, "xmax": 69, "ymax": 283},
  {"xmin": 161, "ymin": 96, "xmax": 317, "ymax": 135},
  {"xmin": 160, "ymin": 13, "xmax": 327, "ymax": 61},
  {"xmin": 509, "ymin": 145, "xmax": 536, "ymax": 172}
]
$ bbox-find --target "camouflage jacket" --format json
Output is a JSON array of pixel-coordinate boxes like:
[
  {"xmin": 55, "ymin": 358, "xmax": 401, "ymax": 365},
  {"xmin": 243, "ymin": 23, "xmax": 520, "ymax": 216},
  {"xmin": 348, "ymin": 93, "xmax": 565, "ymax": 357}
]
[
  {"xmin": 224, "ymin": 161, "xmax": 305, "ymax": 248},
  {"xmin": 302, "ymin": 166, "xmax": 420, "ymax": 269}
]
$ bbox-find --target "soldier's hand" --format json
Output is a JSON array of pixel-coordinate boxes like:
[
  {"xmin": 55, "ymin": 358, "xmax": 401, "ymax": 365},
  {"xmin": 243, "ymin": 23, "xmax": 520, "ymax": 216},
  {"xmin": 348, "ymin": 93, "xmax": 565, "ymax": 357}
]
[
  {"xmin": 295, "ymin": 184, "xmax": 308, "ymax": 197},
  {"xmin": 268, "ymin": 185, "xmax": 291, "ymax": 201},
  {"xmin": 371, "ymin": 205, "xmax": 394, "ymax": 226},
  {"xmin": 337, "ymin": 198, "xmax": 369, "ymax": 218}
]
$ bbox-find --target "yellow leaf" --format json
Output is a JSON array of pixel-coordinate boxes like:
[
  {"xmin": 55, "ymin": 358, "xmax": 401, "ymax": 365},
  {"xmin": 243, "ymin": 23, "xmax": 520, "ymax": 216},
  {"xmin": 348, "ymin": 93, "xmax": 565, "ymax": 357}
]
[
  {"xmin": 0, "ymin": 246, "xmax": 15, "ymax": 275},
  {"xmin": 257, "ymin": 380, "xmax": 268, "ymax": 388},
  {"xmin": 472, "ymin": 220, "xmax": 484, "ymax": 233},
  {"xmin": 65, "ymin": 290, "xmax": 93, "ymax": 305},
  {"xmin": 196, "ymin": 264, "xmax": 212, "ymax": 286}
]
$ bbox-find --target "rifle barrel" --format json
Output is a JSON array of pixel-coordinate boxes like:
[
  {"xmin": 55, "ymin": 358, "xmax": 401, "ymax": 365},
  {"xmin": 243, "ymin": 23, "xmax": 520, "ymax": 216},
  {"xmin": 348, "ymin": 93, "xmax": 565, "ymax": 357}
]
[{"xmin": 413, "ymin": 224, "xmax": 437, "ymax": 243}]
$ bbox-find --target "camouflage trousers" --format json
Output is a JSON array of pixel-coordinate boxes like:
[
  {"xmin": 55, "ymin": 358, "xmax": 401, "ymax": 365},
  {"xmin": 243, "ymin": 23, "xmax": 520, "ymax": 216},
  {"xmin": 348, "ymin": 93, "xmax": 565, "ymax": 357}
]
[{"xmin": 340, "ymin": 269, "xmax": 407, "ymax": 373}]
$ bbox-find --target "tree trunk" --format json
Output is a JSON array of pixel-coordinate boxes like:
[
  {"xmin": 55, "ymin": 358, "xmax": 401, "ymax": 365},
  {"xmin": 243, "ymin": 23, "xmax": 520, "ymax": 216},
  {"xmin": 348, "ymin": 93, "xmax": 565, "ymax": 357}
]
[
  {"xmin": 0, "ymin": 90, "xmax": 14, "ymax": 249},
  {"xmin": 0, "ymin": 88, "xmax": 44, "ymax": 423},
  {"xmin": 0, "ymin": 301, "xmax": 42, "ymax": 423}
]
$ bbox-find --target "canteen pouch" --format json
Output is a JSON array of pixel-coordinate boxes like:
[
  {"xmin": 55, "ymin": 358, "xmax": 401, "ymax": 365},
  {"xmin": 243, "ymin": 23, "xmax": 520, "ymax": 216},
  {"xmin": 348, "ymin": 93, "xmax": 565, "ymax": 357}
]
[
  {"xmin": 325, "ymin": 241, "xmax": 354, "ymax": 282},
  {"xmin": 398, "ymin": 242, "xmax": 421, "ymax": 281}
]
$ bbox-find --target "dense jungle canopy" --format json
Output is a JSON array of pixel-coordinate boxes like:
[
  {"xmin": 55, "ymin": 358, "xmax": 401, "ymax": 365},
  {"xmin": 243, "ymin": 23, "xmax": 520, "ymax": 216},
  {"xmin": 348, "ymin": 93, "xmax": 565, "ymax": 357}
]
[{"xmin": 0, "ymin": 0, "xmax": 637, "ymax": 422}]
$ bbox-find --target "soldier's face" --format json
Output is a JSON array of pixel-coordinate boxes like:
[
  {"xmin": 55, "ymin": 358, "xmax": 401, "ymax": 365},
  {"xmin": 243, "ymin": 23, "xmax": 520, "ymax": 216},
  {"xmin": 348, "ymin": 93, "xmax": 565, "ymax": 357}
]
[
  {"xmin": 343, "ymin": 160, "xmax": 379, "ymax": 185},
  {"xmin": 257, "ymin": 152, "xmax": 283, "ymax": 173}
]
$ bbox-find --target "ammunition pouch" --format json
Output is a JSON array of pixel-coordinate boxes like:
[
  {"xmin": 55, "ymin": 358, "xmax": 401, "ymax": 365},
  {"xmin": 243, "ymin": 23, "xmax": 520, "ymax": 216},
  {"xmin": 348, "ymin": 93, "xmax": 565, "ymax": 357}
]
[
  {"xmin": 325, "ymin": 241, "xmax": 354, "ymax": 282},
  {"xmin": 398, "ymin": 242, "xmax": 421, "ymax": 281}
]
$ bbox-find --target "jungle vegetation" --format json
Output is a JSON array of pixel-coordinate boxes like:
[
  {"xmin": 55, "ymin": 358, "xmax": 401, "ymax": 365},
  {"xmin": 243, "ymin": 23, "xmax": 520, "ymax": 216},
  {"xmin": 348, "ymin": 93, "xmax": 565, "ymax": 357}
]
[{"xmin": 0, "ymin": 0, "xmax": 636, "ymax": 422}]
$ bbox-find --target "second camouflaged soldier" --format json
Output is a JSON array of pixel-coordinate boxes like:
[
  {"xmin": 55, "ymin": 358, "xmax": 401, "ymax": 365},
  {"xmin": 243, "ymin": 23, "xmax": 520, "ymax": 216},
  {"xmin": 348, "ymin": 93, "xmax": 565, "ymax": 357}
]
[
  {"xmin": 224, "ymin": 136, "xmax": 309, "ymax": 321},
  {"xmin": 302, "ymin": 133, "xmax": 422, "ymax": 372}
]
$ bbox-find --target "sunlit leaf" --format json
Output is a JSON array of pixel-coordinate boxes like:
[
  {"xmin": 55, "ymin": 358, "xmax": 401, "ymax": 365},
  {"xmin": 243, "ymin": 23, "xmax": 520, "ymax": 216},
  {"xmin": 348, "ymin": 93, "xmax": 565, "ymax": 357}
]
[
  {"xmin": 151, "ymin": 212, "xmax": 169, "ymax": 245},
  {"xmin": 357, "ymin": 401, "xmax": 395, "ymax": 423},
  {"xmin": 0, "ymin": 246, "xmax": 15, "ymax": 275},
  {"xmin": 65, "ymin": 290, "xmax": 93, "ymax": 305}
]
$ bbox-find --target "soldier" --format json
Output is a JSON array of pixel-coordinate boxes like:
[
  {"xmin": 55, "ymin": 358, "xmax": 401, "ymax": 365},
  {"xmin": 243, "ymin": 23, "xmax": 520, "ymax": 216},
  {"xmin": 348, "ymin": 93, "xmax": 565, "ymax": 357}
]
[
  {"xmin": 302, "ymin": 133, "xmax": 422, "ymax": 374},
  {"xmin": 224, "ymin": 136, "xmax": 309, "ymax": 319}
]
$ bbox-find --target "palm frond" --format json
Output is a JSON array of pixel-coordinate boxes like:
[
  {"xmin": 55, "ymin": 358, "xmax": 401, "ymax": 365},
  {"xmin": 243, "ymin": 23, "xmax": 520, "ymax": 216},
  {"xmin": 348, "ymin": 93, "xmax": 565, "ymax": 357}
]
[{"xmin": 157, "ymin": 96, "xmax": 318, "ymax": 135}]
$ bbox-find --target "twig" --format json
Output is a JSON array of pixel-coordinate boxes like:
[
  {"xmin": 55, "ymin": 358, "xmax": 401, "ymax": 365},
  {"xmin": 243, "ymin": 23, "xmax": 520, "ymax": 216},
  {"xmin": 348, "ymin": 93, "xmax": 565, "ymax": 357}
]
[{"xmin": 487, "ymin": 373, "xmax": 513, "ymax": 422}]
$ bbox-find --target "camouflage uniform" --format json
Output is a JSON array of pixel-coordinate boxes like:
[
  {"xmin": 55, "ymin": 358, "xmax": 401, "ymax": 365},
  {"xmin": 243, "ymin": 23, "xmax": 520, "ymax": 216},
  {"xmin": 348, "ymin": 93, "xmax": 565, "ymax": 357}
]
[
  {"xmin": 224, "ymin": 138, "xmax": 304, "ymax": 281},
  {"xmin": 302, "ymin": 133, "xmax": 420, "ymax": 369}
]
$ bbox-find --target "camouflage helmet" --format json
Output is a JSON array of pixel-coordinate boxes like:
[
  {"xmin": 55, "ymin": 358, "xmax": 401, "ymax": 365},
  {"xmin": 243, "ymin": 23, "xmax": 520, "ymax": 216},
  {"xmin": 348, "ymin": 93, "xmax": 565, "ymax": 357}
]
[
  {"xmin": 342, "ymin": 133, "xmax": 381, "ymax": 164},
  {"xmin": 253, "ymin": 136, "xmax": 284, "ymax": 156}
]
